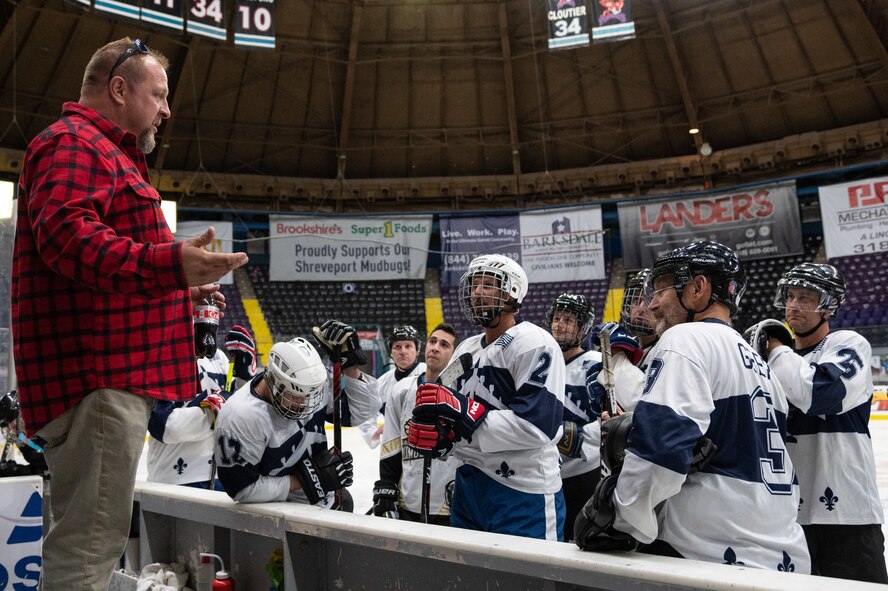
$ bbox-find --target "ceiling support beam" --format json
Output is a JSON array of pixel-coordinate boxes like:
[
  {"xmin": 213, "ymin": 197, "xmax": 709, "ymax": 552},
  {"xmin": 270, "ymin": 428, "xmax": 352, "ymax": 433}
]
[
  {"xmin": 848, "ymin": 0, "xmax": 888, "ymax": 70},
  {"xmin": 337, "ymin": 1, "xmax": 364, "ymax": 183},
  {"xmin": 654, "ymin": 3, "xmax": 702, "ymax": 153},
  {"xmin": 156, "ymin": 40, "xmax": 198, "ymax": 171},
  {"xmin": 499, "ymin": 2, "xmax": 521, "ymax": 175}
]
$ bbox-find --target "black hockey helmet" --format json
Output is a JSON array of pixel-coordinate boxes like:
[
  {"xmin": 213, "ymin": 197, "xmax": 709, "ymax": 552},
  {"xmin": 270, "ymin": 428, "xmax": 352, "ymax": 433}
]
[
  {"xmin": 0, "ymin": 390, "xmax": 19, "ymax": 425},
  {"xmin": 773, "ymin": 262, "xmax": 846, "ymax": 313},
  {"xmin": 546, "ymin": 293, "xmax": 595, "ymax": 350},
  {"xmin": 620, "ymin": 269, "xmax": 655, "ymax": 337},
  {"xmin": 648, "ymin": 241, "xmax": 746, "ymax": 315},
  {"xmin": 387, "ymin": 325, "xmax": 422, "ymax": 351}
]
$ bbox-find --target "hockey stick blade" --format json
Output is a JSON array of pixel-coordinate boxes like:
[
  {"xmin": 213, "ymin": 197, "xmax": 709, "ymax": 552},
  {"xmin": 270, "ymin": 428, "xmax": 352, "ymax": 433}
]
[{"xmin": 437, "ymin": 352, "xmax": 473, "ymax": 389}]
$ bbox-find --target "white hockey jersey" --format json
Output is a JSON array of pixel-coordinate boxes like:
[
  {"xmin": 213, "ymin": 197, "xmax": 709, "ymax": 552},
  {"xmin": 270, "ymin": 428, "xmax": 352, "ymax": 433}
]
[
  {"xmin": 147, "ymin": 349, "xmax": 228, "ymax": 485},
  {"xmin": 450, "ymin": 321, "xmax": 566, "ymax": 495},
  {"xmin": 379, "ymin": 374, "xmax": 458, "ymax": 516},
  {"xmin": 214, "ymin": 370, "xmax": 378, "ymax": 504},
  {"xmin": 613, "ymin": 319, "xmax": 810, "ymax": 573},
  {"xmin": 769, "ymin": 330, "xmax": 884, "ymax": 526},
  {"xmin": 561, "ymin": 349, "xmax": 601, "ymax": 479},
  {"xmin": 346, "ymin": 362, "xmax": 426, "ymax": 448}
]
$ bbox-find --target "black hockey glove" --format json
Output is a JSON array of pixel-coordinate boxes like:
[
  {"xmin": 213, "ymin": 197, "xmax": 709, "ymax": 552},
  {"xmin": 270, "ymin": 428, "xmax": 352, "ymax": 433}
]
[
  {"xmin": 557, "ymin": 421, "xmax": 583, "ymax": 458},
  {"xmin": 294, "ymin": 449, "xmax": 354, "ymax": 505},
  {"xmin": 574, "ymin": 474, "xmax": 640, "ymax": 552},
  {"xmin": 595, "ymin": 322, "xmax": 643, "ymax": 365},
  {"xmin": 742, "ymin": 319, "xmax": 794, "ymax": 359},
  {"xmin": 600, "ymin": 412, "xmax": 633, "ymax": 475},
  {"xmin": 689, "ymin": 436, "xmax": 718, "ymax": 474},
  {"xmin": 312, "ymin": 320, "xmax": 368, "ymax": 368},
  {"xmin": 225, "ymin": 324, "xmax": 257, "ymax": 381},
  {"xmin": 372, "ymin": 479, "xmax": 400, "ymax": 519}
]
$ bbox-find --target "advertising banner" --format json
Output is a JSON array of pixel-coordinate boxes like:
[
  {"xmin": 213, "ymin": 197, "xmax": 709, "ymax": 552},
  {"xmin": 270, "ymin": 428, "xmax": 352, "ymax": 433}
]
[
  {"xmin": 520, "ymin": 206, "xmax": 605, "ymax": 281},
  {"xmin": 618, "ymin": 181, "xmax": 803, "ymax": 270},
  {"xmin": 819, "ymin": 176, "xmax": 888, "ymax": 259},
  {"xmin": 175, "ymin": 221, "xmax": 234, "ymax": 285},
  {"xmin": 0, "ymin": 476, "xmax": 43, "ymax": 589},
  {"xmin": 439, "ymin": 215, "xmax": 521, "ymax": 287},
  {"xmin": 269, "ymin": 216, "xmax": 432, "ymax": 281}
]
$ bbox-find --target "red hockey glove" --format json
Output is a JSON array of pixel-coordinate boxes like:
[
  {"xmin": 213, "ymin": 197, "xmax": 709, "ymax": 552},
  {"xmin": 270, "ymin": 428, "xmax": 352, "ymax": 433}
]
[
  {"xmin": 407, "ymin": 420, "xmax": 457, "ymax": 458},
  {"xmin": 412, "ymin": 383, "xmax": 488, "ymax": 440}
]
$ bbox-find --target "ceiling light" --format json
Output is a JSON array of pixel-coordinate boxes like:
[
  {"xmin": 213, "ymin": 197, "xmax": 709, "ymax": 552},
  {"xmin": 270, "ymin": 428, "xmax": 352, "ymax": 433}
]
[
  {"xmin": 700, "ymin": 142, "xmax": 713, "ymax": 157},
  {"xmin": 689, "ymin": 128, "xmax": 700, "ymax": 135}
]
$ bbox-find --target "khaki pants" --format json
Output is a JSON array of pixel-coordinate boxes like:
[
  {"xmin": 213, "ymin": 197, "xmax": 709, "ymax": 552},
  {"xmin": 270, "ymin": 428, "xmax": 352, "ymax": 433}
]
[{"xmin": 37, "ymin": 389, "xmax": 153, "ymax": 591}]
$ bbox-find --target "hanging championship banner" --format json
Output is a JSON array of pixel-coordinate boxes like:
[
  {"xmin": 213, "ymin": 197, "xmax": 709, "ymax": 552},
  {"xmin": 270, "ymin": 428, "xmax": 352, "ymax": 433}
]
[
  {"xmin": 591, "ymin": 0, "xmax": 636, "ymax": 43},
  {"xmin": 95, "ymin": 0, "xmax": 140, "ymax": 21},
  {"xmin": 234, "ymin": 0, "xmax": 275, "ymax": 49},
  {"xmin": 619, "ymin": 181, "xmax": 803, "ymax": 270},
  {"xmin": 819, "ymin": 176, "xmax": 888, "ymax": 259},
  {"xmin": 64, "ymin": 0, "xmax": 91, "ymax": 8},
  {"xmin": 439, "ymin": 215, "xmax": 521, "ymax": 287},
  {"xmin": 175, "ymin": 221, "xmax": 234, "ymax": 284},
  {"xmin": 547, "ymin": 0, "xmax": 590, "ymax": 51},
  {"xmin": 187, "ymin": 0, "xmax": 227, "ymax": 40},
  {"xmin": 141, "ymin": 0, "xmax": 184, "ymax": 31},
  {"xmin": 269, "ymin": 215, "xmax": 432, "ymax": 281},
  {"xmin": 520, "ymin": 206, "xmax": 605, "ymax": 282}
]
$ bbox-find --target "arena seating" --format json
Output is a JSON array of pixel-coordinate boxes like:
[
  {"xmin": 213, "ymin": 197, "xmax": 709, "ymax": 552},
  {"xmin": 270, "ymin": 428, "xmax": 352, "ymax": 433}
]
[
  {"xmin": 216, "ymin": 283, "xmax": 250, "ymax": 339},
  {"xmin": 249, "ymin": 265, "xmax": 426, "ymax": 342},
  {"xmin": 830, "ymin": 251, "xmax": 888, "ymax": 340}
]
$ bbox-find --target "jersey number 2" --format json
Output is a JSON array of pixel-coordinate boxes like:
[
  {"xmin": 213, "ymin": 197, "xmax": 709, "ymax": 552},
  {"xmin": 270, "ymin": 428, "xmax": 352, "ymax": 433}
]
[{"xmin": 528, "ymin": 352, "xmax": 552, "ymax": 387}]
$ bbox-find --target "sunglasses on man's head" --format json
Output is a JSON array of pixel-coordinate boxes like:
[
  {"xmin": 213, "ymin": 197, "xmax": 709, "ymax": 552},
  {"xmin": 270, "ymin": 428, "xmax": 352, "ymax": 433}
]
[{"xmin": 108, "ymin": 39, "xmax": 149, "ymax": 81}]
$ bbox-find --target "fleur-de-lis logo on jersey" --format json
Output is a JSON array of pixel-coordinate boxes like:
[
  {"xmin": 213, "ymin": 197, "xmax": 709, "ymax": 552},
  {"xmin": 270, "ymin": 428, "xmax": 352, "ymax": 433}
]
[
  {"xmin": 496, "ymin": 462, "xmax": 515, "ymax": 479},
  {"xmin": 723, "ymin": 547, "xmax": 744, "ymax": 566},
  {"xmin": 819, "ymin": 487, "xmax": 838, "ymax": 511},
  {"xmin": 174, "ymin": 458, "xmax": 188, "ymax": 475},
  {"xmin": 777, "ymin": 551, "xmax": 795, "ymax": 572}
]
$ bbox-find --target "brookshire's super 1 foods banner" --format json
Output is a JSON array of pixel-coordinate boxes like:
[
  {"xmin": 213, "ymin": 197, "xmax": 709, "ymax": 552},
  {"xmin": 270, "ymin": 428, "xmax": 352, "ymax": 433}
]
[
  {"xmin": 269, "ymin": 215, "xmax": 432, "ymax": 281},
  {"xmin": 819, "ymin": 175, "xmax": 888, "ymax": 259},
  {"xmin": 440, "ymin": 205, "xmax": 604, "ymax": 286},
  {"xmin": 618, "ymin": 181, "xmax": 803, "ymax": 270}
]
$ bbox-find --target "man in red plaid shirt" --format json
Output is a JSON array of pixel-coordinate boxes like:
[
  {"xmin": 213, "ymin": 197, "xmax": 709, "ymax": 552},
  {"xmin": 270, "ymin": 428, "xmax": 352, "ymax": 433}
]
[{"xmin": 12, "ymin": 38, "xmax": 247, "ymax": 591}]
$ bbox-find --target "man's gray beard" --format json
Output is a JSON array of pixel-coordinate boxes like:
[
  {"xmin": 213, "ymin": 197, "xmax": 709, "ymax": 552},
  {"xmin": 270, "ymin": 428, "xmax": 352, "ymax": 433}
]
[{"xmin": 138, "ymin": 131, "xmax": 156, "ymax": 154}]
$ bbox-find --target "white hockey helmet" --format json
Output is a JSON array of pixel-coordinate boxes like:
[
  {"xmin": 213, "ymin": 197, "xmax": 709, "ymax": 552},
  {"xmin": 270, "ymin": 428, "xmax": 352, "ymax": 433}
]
[
  {"xmin": 264, "ymin": 337, "xmax": 327, "ymax": 421},
  {"xmin": 458, "ymin": 254, "xmax": 528, "ymax": 326}
]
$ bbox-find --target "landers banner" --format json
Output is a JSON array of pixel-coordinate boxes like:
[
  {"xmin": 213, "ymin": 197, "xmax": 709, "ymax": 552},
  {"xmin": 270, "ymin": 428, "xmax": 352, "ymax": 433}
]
[
  {"xmin": 619, "ymin": 181, "xmax": 803, "ymax": 270},
  {"xmin": 547, "ymin": 0, "xmax": 590, "ymax": 51},
  {"xmin": 591, "ymin": 0, "xmax": 636, "ymax": 43}
]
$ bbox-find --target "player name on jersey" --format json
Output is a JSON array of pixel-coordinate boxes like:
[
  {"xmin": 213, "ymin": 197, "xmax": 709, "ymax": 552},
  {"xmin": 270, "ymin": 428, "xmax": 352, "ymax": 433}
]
[{"xmin": 547, "ymin": 0, "xmax": 590, "ymax": 50}]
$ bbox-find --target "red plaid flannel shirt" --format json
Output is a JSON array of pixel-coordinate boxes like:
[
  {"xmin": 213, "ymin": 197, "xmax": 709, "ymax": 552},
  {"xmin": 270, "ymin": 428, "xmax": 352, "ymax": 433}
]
[{"xmin": 12, "ymin": 102, "xmax": 197, "ymax": 436}]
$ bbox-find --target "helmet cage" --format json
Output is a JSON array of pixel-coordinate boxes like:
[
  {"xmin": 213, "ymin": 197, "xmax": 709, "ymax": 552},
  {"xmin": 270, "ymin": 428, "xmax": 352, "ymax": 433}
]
[
  {"xmin": 265, "ymin": 339, "xmax": 327, "ymax": 421},
  {"xmin": 546, "ymin": 293, "xmax": 595, "ymax": 349},
  {"xmin": 458, "ymin": 255, "xmax": 528, "ymax": 327},
  {"xmin": 621, "ymin": 269, "xmax": 656, "ymax": 337},
  {"xmin": 773, "ymin": 267, "xmax": 844, "ymax": 314}
]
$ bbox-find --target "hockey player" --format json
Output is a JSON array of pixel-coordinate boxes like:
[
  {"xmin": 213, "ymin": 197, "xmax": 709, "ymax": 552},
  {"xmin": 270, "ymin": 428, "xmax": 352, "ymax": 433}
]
[
  {"xmin": 409, "ymin": 254, "xmax": 566, "ymax": 540},
  {"xmin": 746, "ymin": 263, "xmax": 886, "ymax": 583},
  {"xmin": 147, "ymin": 325, "xmax": 258, "ymax": 489},
  {"xmin": 350, "ymin": 325, "xmax": 426, "ymax": 448},
  {"xmin": 546, "ymin": 293, "xmax": 601, "ymax": 541},
  {"xmin": 214, "ymin": 326, "xmax": 376, "ymax": 507},
  {"xmin": 575, "ymin": 241, "xmax": 810, "ymax": 573},
  {"xmin": 374, "ymin": 323, "xmax": 460, "ymax": 525},
  {"xmin": 621, "ymin": 269, "xmax": 659, "ymax": 363}
]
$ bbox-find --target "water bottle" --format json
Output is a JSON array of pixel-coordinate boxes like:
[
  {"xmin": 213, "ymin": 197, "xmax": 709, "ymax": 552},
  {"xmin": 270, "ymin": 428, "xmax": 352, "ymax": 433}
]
[
  {"xmin": 194, "ymin": 294, "xmax": 220, "ymax": 358},
  {"xmin": 199, "ymin": 553, "xmax": 235, "ymax": 591}
]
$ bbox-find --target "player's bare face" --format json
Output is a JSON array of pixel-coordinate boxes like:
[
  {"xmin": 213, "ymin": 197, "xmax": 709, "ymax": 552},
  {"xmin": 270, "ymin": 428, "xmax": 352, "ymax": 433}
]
[
  {"xmin": 425, "ymin": 330, "xmax": 456, "ymax": 375},
  {"xmin": 783, "ymin": 286, "xmax": 824, "ymax": 334},
  {"xmin": 648, "ymin": 275, "xmax": 683, "ymax": 335},
  {"xmin": 550, "ymin": 310, "xmax": 581, "ymax": 345},
  {"xmin": 390, "ymin": 340, "xmax": 418, "ymax": 371}
]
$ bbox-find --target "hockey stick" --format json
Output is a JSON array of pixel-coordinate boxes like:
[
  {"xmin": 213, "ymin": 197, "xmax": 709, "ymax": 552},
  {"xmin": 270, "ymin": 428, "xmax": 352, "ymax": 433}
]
[
  {"xmin": 598, "ymin": 330, "xmax": 617, "ymax": 480},
  {"xmin": 420, "ymin": 352, "xmax": 473, "ymax": 523},
  {"xmin": 331, "ymin": 344, "xmax": 344, "ymax": 509}
]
